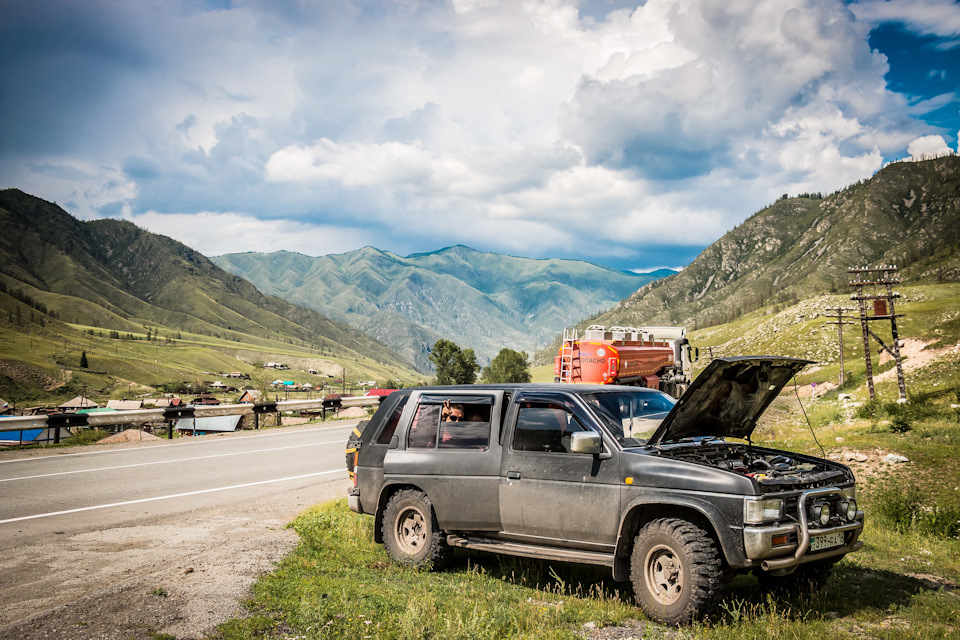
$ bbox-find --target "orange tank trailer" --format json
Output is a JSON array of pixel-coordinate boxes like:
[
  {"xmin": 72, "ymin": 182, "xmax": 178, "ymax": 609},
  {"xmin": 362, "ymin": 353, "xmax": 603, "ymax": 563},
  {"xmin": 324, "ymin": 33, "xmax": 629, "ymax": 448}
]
[{"xmin": 554, "ymin": 339, "xmax": 676, "ymax": 387}]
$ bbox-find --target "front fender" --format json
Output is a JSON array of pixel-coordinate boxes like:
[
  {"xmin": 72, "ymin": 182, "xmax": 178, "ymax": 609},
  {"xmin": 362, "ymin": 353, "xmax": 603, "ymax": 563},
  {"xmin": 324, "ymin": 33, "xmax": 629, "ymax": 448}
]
[{"xmin": 612, "ymin": 489, "xmax": 745, "ymax": 581}]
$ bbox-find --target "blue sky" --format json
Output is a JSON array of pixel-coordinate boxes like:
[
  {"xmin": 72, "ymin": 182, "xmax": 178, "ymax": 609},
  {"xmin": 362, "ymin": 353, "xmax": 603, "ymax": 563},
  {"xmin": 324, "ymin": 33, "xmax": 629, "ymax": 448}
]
[{"xmin": 1, "ymin": 0, "xmax": 958, "ymax": 272}]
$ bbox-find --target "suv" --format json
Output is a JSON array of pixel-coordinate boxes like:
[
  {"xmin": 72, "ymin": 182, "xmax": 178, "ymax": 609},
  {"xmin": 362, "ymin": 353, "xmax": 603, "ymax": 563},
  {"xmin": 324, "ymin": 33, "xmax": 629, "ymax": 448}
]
[{"xmin": 346, "ymin": 357, "xmax": 864, "ymax": 624}]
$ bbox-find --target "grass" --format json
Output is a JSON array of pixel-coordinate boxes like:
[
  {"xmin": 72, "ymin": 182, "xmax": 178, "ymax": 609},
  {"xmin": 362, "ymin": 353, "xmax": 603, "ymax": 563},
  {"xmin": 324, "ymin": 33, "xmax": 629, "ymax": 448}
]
[
  {"xmin": 213, "ymin": 495, "xmax": 959, "ymax": 640},
  {"xmin": 214, "ymin": 500, "xmax": 639, "ymax": 640}
]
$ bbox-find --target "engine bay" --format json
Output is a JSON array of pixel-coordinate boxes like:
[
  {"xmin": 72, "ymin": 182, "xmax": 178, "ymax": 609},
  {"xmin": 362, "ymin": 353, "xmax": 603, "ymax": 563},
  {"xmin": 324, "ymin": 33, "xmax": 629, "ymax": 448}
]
[{"xmin": 659, "ymin": 443, "xmax": 848, "ymax": 492}]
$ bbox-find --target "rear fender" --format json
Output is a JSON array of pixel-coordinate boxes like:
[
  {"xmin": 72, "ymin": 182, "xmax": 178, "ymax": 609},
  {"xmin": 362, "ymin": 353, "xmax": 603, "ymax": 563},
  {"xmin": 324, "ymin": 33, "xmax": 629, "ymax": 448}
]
[{"xmin": 373, "ymin": 482, "xmax": 425, "ymax": 543}]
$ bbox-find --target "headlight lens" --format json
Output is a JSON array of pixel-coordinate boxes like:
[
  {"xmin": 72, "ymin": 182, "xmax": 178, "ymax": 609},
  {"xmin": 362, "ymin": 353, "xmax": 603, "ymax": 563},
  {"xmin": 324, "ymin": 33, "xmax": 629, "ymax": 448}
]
[
  {"xmin": 744, "ymin": 497, "xmax": 784, "ymax": 524},
  {"xmin": 809, "ymin": 501, "xmax": 831, "ymax": 526},
  {"xmin": 843, "ymin": 486, "xmax": 857, "ymax": 501},
  {"xmin": 839, "ymin": 498, "xmax": 858, "ymax": 521}
]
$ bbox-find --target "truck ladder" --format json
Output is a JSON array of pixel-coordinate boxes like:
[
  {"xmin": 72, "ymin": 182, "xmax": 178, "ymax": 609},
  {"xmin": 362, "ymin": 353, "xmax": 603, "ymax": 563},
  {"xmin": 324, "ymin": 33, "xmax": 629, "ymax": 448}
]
[{"xmin": 559, "ymin": 328, "xmax": 580, "ymax": 383}]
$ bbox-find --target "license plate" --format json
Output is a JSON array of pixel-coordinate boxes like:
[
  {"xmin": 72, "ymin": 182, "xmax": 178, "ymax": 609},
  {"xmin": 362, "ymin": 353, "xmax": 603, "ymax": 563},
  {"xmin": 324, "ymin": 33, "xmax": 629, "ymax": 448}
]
[{"xmin": 809, "ymin": 531, "xmax": 844, "ymax": 552}]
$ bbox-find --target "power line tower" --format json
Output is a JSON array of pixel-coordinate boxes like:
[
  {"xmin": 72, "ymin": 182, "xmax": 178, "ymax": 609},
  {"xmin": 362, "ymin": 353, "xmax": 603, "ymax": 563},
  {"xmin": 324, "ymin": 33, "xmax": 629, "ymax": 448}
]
[
  {"xmin": 848, "ymin": 265, "xmax": 906, "ymax": 402},
  {"xmin": 824, "ymin": 307, "xmax": 855, "ymax": 386}
]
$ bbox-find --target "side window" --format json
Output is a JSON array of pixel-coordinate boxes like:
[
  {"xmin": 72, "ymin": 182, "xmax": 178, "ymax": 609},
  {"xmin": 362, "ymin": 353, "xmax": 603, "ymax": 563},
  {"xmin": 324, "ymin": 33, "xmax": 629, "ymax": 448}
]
[
  {"xmin": 439, "ymin": 403, "xmax": 490, "ymax": 449},
  {"xmin": 407, "ymin": 404, "xmax": 441, "ymax": 449},
  {"xmin": 375, "ymin": 396, "xmax": 409, "ymax": 445},
  {"xmin": 513, "ymin": 401, "xmax": 589, "ymax": 453},
  {"xmin": 407, "ymin": 396, "xmax": 493, "ymax": 450}
]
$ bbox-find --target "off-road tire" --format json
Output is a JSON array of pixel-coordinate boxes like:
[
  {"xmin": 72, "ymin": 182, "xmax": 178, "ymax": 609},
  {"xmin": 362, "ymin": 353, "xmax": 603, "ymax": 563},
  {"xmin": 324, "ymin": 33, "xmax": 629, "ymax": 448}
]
[
  {"xmin": 630, "ymin": 518, "xmax": 722, "ymax": 625},
  {"xmin": 381, "ymin": 489, "xmax": 450, "ymax": 570},
  {"xmin": 754, "ymin": 559, "xmax": 835, "ymax": 594}
]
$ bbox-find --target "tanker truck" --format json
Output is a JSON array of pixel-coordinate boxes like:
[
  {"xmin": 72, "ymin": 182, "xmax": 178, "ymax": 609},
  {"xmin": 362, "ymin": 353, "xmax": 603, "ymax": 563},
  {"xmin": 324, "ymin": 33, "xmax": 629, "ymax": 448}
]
[{"xmin": 554, "ymin": 325, "xmax": 698, "ymax": 398}]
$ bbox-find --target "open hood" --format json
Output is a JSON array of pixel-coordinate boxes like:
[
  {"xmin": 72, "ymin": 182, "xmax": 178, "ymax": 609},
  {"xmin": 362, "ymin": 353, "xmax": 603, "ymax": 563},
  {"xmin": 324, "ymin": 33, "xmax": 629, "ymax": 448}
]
[{"xmin": 647, "ymin": 356, "xmax": 811, "ymax": 446}]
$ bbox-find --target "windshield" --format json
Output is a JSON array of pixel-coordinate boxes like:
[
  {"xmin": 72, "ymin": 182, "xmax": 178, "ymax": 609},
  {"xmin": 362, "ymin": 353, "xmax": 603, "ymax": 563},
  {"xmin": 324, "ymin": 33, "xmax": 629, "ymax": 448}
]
[{"xmin": 582, "ymin": 389, "xmax": 677, "ymax": 447}]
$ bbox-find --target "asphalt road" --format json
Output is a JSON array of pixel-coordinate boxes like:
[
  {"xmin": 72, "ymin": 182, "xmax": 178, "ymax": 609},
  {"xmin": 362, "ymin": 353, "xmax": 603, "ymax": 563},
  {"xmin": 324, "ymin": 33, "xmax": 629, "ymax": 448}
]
[
  {"xmin": 0, "ymin": 421, "xmax": 358, "ymax": 536},
  {"xmin": 0, "ymin": 421, "xmax": 360, "ymax": 638}
]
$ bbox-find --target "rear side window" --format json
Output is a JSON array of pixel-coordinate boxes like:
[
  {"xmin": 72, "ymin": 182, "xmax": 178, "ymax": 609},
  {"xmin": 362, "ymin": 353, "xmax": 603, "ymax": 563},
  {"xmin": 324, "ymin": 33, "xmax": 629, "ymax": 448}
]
[
  {"xmin": 375, "ymin": 396, "xmax": 409, "ymax": 445},
  {"xmin": 406, "ymin": 395, "xmax": 493, "ymax": 450}
]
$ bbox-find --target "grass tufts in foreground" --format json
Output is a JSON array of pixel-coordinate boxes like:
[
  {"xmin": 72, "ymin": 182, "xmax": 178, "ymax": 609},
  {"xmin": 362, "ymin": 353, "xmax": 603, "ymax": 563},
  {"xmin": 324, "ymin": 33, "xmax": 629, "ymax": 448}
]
[
  {"xmin": 214, "ymin": 496, "xmax": 960, "ymax": 639},
  {"xmin": 213, "ymin": 499, "xmax": 637, "ymax": 640}
]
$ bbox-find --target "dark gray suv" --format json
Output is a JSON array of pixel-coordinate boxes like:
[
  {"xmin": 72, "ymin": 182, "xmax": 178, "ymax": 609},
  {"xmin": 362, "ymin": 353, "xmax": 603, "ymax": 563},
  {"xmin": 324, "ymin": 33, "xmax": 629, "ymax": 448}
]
[{"xmin": 346, "ymin": 357, "xmax": 864, "ymax": 624}]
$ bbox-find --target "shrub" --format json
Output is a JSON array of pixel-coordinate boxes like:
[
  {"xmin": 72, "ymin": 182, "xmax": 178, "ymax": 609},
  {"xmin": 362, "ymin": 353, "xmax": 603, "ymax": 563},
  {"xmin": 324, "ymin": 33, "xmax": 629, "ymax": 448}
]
[
  {"xmin": 891, "ymin": 415, "xmax": 912, "ymax": 433},
  {"xmin": 873, "ymin": 484, "xmax": 923, "ymax": 534},
  {"xmin": 872, "ymin": 483, "xmax": 960, "ymax": 538}
]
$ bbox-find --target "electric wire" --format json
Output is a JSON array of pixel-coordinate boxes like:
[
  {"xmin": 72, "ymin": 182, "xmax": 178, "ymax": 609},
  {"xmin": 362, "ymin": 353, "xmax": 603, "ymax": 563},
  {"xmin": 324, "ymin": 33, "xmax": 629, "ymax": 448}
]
[{"xmin": 793, "ymin": 375, "xmax": 826, "ymax": 458}]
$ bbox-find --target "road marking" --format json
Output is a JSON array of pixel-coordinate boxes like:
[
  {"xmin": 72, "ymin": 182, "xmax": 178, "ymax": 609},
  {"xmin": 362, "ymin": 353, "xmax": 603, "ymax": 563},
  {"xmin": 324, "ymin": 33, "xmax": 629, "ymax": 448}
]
[
  {"xmin": 0, "ymin": 422, "xmax": 360, "ymax": 465},
  {"xmin": 0, "ymin": 470, "xmax": 344, "ymax": 524},
  {"xmin": 0, "ymin": 439, "xmax": 347, "ymax": 482}
]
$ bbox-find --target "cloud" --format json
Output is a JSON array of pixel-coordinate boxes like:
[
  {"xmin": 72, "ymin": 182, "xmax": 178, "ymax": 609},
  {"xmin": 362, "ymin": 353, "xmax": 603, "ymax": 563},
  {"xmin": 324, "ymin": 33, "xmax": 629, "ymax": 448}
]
[
  {"xmin": 907, "ymin": 134, "xmax": 953, "ymax": 158},
  {"xmin": 0, "ymin": 0, "xmax": 950, "ymax": 270},
  {"xmin": 125, "ymin": 210, "xmax": 371, "ymax": 258},
  {"xmin": 851, "ymin": 0, "xmax": 960, "ymax": 38}
]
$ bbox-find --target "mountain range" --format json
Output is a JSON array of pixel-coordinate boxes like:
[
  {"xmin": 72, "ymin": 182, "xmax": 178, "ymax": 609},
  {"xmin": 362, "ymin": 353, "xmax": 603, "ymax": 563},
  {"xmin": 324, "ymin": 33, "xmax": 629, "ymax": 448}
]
[
  {"xmin": 0, "ymin": 189, "xmax": 415, "ymax": 398},
  {"xmin": 213, "ymin": 247, "xmax": 671, "ymax": 370}
]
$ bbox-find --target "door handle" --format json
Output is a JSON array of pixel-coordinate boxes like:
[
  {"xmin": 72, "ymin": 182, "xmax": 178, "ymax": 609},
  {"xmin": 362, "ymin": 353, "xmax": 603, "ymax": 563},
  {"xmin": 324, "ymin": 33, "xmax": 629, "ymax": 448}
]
[{"xmin": 507, "ymin": 471, "xmax": 521, "ymax": 480}]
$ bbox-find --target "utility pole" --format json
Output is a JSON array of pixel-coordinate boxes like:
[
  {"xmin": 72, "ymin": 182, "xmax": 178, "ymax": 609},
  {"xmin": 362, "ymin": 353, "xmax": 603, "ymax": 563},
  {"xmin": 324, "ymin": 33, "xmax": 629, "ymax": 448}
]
[
  {"xmin": 824, "ymin": 307, "xmax": 856, "ymax": 386},
  {"xmin": 848, "ymin": 265, "xmax": 906, "ymax": 401}
]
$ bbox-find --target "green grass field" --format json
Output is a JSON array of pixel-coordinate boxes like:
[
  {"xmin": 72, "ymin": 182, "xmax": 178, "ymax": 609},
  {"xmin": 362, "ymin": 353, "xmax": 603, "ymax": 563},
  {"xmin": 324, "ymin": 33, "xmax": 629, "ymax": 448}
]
[{"xmin": 0, "ymin": 312, "xmax": 421, "ymax": 406}]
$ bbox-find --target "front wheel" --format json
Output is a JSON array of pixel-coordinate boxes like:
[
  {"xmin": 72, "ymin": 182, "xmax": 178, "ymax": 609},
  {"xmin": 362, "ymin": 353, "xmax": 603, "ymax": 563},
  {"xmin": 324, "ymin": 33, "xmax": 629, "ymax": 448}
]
[
  {"xmin": 631, "ymin": 518, "xmax": 722, "ymax": 625},
  {"xmin": 381, "ymin": 489, "xmax": 450, "ymax": 570}
]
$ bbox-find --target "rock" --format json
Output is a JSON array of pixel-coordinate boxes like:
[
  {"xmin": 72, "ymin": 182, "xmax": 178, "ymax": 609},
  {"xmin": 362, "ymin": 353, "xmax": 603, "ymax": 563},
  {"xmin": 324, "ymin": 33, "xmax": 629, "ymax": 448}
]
[
  {"xmin": 582, "ymin": 622, "xmax": 597, "ymax": 630},
  {"xmin": 838, "ymin": 394, "xmax": 852, "ymax": 402},
  {"xmin": 883, "ymin": 453, "xmax": 909, "ymax": 464},
  {"xmin": 338, "ymin": 406, "xmax": 370, "ymax": 418},
  {"xmin": 844, "ymin": 452, "xmax": 868, "ymax": 462},
  {"xmin": 835, "ymin": 437, "xmax": 845, "ymax": 443}
]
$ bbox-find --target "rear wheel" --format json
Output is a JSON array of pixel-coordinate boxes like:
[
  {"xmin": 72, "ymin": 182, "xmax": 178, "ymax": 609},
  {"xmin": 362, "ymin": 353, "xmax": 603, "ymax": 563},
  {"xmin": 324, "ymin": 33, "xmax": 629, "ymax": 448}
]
[
  {"xmin": 381, "ymin": 489, "xmax": 450, "ymax": 570},
  {"xmin": 630, "ymin": 518, "xmax": 722, "ymax": 625}
]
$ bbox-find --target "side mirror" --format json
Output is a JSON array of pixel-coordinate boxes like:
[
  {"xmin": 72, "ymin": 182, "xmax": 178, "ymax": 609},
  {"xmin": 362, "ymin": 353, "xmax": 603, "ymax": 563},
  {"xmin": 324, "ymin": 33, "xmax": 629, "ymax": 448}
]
[
  {"xmin": 570, "ymin": 431, "xmax": 602, "ymax": 455},
  {"xmin": 389, "ymin": 434, "xmax": 399, "ymax": 449}
]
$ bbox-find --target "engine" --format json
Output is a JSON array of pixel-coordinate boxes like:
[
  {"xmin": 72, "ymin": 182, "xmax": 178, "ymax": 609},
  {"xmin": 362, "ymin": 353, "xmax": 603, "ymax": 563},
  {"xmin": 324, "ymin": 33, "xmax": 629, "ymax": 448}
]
[{"xmin": 658, "ymin": 444, "xmax": 849, "ymax": 493}]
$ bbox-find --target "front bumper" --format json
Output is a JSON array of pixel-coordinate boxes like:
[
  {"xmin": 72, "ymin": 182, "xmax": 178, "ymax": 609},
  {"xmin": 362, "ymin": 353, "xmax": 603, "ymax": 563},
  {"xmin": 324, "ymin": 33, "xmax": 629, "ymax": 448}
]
[{"xmin": 743, "ymin": 487, "xmax": 864, "ymax": 571}]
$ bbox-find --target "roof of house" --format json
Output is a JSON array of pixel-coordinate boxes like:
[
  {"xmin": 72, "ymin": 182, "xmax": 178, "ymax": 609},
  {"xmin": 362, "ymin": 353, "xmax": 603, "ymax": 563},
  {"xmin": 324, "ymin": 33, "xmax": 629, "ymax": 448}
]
[
  {"xmin": 59, "ymin": 396, "xmax": 100, "ymax": 409},
  {"xmin": 237, "ymin": 390, "xmax": 262, "ymax": 403}
]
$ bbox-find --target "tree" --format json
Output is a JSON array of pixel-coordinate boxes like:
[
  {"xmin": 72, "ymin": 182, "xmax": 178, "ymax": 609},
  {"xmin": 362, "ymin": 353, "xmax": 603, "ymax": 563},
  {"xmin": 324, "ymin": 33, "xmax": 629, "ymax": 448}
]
[
  {"xmin": 482, "ymin": 348, "xmax": 531, "ymax": 383},
  {"xmin": 80, "ymin": 351, "xmax": 88, "ymax": 369},
  {"xmin": 429, "ymin": 339, "xmax": 480, "ymax": 385}
]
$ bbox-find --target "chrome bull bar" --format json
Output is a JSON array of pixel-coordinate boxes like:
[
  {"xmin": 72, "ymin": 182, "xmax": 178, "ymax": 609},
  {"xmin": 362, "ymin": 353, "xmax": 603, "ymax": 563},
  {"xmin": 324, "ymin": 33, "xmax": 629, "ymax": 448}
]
[{"xmin": 748, "ymin": 486, "xmax": 864, "ymax": 572}]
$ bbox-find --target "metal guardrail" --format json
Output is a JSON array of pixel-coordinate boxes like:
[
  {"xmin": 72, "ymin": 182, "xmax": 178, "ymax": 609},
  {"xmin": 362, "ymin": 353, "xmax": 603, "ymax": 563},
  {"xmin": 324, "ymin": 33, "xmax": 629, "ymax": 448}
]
[{"xmin": 0, "ymin": 396, "xmax": 381, "ymax": 442}]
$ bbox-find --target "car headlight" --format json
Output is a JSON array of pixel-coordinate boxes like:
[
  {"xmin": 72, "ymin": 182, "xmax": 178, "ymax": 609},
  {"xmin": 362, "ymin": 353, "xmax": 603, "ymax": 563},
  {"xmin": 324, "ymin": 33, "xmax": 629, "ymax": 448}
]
[
  {"xmin": 744, "ymin": 497, "xmax": 784, "ymax": 524},
  {"xmin": 809, "ymin": 501, "xmax": 831, "ymax": 526},
  {"xmin": 843, "ymin": 486, "xmax": 857, "ymax": 501},
  {"xmin": 838, "ymin": 498, "xmax": 858, "ymax": 521}
]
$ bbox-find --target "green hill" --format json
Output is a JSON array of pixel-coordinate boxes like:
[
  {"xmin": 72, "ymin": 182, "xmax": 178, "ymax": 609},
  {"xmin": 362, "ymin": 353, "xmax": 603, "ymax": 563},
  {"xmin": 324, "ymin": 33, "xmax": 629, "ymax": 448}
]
[
  {"xmin": 535, "ymin": 156, "xmax": 960, "ymax": 363},
  {"xmin": 213, "ymin": 245, "xmax": 669, "ymax": 370},
  {"xmin": 0, "ymin": 189, "xmax": 418, "ymax": 403}
]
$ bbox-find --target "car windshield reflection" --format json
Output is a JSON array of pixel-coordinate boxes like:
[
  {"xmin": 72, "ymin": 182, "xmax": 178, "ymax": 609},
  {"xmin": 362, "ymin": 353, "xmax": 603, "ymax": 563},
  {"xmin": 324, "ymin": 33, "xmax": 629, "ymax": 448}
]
[{"xmin": 583, "ymin": 389, "xmax": 676, "ymax": 447}]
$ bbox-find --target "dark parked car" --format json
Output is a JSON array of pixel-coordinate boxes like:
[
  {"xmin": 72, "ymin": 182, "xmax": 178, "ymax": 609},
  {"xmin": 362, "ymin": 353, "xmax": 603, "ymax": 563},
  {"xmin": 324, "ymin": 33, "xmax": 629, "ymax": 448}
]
[{"xmin": 346, "ymin": 357, "xmax": 864, "ymax": 624}]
